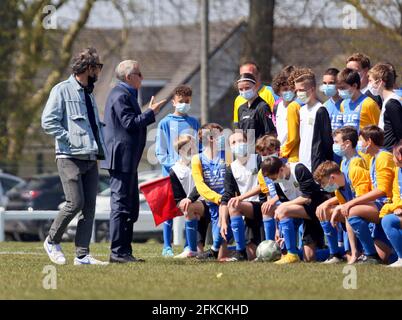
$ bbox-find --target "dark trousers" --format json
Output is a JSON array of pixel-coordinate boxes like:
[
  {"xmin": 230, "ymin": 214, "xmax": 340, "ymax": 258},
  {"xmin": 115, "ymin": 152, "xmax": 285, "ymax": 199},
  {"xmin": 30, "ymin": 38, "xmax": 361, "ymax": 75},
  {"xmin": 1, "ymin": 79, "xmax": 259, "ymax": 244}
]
[
  {"xmin": 109, "ymin": 170, "xmax": 139, "ymax": 258},
  {"xmin": 49, "ymin": 158, "xmax": 98, "ymax": 257}
]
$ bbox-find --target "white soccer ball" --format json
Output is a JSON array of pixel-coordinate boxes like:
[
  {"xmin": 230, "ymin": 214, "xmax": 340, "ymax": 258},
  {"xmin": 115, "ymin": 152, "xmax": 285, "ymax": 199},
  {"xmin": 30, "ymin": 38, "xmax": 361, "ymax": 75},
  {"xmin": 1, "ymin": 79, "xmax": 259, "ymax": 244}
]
[{"xmin": 256, "ymin": 240, "xmax": 282, "ymax": 262}]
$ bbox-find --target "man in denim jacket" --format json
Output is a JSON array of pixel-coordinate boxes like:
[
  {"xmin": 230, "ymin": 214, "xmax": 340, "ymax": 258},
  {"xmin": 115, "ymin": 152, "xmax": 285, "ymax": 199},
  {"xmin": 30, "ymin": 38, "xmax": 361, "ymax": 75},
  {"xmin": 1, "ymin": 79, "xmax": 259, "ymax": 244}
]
[{"xmin": 41, "ymin": 47, "xmax": 108, "ymax": 265}]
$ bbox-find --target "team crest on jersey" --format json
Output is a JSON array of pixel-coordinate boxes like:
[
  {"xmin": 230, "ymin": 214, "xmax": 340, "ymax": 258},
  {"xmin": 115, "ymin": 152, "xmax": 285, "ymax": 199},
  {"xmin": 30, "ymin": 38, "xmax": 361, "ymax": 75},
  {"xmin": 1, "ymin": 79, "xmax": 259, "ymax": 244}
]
[{"xmin": 293, "ymin": 181, "xmax": 299, "ymax": 188}]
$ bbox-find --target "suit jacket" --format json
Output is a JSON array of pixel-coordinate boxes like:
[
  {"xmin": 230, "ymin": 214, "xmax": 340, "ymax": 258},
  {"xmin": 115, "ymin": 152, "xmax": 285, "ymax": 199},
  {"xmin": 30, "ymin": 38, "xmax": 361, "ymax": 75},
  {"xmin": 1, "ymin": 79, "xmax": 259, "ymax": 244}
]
[{"xmin": 101, "ymin": 83, "xmax": 155, "ymax": 173}]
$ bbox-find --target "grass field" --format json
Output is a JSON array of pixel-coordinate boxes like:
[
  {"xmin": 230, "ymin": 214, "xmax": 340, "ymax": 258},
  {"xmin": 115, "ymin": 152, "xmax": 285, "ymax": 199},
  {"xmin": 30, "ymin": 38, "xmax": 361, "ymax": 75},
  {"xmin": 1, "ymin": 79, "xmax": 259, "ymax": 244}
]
[{"xmin": 1, "ymin": 241, "xmax": 402, "ymax": 300}]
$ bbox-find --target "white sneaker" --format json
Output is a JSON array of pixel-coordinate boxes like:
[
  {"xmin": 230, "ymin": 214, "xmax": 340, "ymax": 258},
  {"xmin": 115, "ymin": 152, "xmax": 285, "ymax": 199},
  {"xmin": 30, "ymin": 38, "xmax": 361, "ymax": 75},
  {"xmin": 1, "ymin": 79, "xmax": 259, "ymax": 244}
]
[
  {"xmin": 174, "ymin": 249, "xmax": 198, "ymax": 259},
  {"xmin": 387, "ymin": 258, "xmax": 402, "ymax": 268},
  {"xmin": 322, "ymin": 255, "xmax": 343, "ymax": 264},
  {"xmin": 43, "ymin": 236, "xmax": 66, "ymax": 265},
  {"xmin": 74, "ymin": 255, "xmax": 109, "ymax": 265}
]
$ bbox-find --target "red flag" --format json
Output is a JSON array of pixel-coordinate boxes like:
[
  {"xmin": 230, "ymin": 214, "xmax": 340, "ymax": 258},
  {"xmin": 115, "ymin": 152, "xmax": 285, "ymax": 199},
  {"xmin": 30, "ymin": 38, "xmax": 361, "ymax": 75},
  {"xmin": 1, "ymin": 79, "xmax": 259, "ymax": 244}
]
[{"xmin": 139, "ymin": 176, "xmax": 183, "ymax": 226}]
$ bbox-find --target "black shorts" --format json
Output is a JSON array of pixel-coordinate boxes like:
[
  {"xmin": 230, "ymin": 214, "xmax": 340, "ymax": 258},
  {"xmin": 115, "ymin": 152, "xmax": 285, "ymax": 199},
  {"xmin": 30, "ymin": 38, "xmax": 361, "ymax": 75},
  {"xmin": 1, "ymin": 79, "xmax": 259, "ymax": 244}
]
[
  {"xmin": 197, "ymin": 200, "xmax": 210, "ymax": 246},
  {"xmin": 244, "ymin": 201, "xmax": 263, "ymax": 246},
  {"xmin": 301, "ymin": 197, "xmax": 326, "ymax": 248}
]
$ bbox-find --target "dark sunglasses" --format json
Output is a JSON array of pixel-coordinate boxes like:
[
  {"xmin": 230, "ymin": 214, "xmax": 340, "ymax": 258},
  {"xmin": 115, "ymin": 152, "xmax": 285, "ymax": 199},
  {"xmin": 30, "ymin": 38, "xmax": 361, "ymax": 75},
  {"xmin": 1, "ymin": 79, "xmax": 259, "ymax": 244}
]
[{"xmin": 95, "ymin": 63, "xmax": 103, "ymax": 70}]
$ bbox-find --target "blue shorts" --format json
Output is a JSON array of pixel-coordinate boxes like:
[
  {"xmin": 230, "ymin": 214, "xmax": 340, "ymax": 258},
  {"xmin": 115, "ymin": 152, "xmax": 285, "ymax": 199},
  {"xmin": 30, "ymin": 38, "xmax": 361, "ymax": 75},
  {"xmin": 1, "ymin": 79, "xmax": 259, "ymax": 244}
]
[{"xmin": 369, "ymin": 222, "xmax": 392, "ymax": 248}]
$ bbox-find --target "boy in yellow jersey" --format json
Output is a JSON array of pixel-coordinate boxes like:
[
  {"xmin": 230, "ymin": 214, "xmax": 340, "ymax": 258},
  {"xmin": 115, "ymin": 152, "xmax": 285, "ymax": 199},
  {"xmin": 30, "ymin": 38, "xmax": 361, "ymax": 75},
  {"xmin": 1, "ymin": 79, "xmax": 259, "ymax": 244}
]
[
  {"xmin": 337, "ymin": 125, "xmax": 394, "ymax": 263},
  {"xmin": 337, "ymin": 68, "xmax": 381, "ymax": 166},
  {"xmin": 313, "ymin": 126, "xmax": 371, "ymax": 264},
  {"xmin": 192, "ymin": 123, "xmax": 231, "ymax": 260},
  {"xmin": 381, "ymin": 141, "xmax": 402, "ymax": 267},
  {"xmin": 272, "ymin": 68, "xmax": 303, "ymax": 163},
  {"xmin": 233, "ymin": 61, "xmax": 277, "ymax": 126},
  {"xmin": 346, "ymin": 52, "xmax": 382, "ymax": 106}
]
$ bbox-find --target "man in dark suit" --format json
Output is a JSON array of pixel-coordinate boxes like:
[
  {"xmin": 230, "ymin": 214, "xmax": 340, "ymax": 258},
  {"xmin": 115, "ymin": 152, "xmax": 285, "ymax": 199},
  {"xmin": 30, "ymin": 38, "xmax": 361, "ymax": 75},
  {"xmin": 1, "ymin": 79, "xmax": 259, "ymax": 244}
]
[{"xmin": 101, "ymin": 60, "xmax": 165, "ymax": 263}]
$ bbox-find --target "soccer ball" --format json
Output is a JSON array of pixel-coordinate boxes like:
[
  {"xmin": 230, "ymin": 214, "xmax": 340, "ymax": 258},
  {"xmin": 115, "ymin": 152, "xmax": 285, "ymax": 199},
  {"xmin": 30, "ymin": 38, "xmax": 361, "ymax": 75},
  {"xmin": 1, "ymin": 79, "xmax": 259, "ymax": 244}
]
[{"xmin": 256, "ymin": 240, "xmax": 282, "ymax": 262}]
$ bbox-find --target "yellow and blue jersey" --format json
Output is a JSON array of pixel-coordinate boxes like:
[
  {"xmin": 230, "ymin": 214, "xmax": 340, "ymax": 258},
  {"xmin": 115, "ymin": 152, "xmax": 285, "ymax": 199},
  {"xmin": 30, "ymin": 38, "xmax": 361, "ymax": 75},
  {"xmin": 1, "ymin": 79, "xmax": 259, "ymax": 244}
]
[
  {"xmin": 324, "ymin": 97, "xmax": 343, "ymax": 131},
  {"xmin": 369, "ymin": 150, "xmax": 395, "ymax": 210},
  {"xmin": 335, "ymin": 155, "xmax": 370, "ymax": 204},
  {"xmin": 380, "ymin": 167, "xmax": 402, "ymax": 218},
  {"xmin": 233, "ymin": 85, "xmax": 277, "ymax": 125},
  {"xmin": 340, "ymin": 94, "xmax": 380, "ymax": 131},
  {"xmin": 191, "ymin": 151, "xmax": 227, "ymax": 218}
]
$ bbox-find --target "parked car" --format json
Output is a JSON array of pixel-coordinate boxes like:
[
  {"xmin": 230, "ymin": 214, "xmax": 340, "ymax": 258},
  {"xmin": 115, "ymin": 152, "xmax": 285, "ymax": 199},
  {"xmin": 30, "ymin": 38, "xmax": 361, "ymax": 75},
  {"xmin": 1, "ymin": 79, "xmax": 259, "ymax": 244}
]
[
  {"xmin": 63, "ymin": 170, "xmax": 163, "ymax": 243},
  {"xmin": 5, "ymin": 171, "xmax": 111, "ymax": 241},
  {"xmin": 0, "ymin": 172, "xmax": 26, "ymax": 208}
]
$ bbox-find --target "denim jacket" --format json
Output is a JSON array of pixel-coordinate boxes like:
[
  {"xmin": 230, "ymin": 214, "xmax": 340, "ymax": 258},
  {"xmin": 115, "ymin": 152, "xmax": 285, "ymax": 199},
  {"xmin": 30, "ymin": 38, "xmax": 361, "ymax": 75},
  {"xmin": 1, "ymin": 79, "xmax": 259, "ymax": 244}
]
[{"xmin": 41, "ymin": 75, "xmax": 106, "ymax": 157}]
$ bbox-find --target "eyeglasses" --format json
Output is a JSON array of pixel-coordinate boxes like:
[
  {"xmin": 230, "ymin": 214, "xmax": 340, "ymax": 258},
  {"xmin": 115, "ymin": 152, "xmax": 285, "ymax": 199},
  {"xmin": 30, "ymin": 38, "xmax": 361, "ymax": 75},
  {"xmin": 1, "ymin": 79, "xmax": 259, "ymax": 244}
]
[
  {"xmin": 130, "ymin": 72, "xmax": 142, "ymax": 78},
  {"xmin": 96, "ymin": 63, "xmax": 103, "ymax": 70}
]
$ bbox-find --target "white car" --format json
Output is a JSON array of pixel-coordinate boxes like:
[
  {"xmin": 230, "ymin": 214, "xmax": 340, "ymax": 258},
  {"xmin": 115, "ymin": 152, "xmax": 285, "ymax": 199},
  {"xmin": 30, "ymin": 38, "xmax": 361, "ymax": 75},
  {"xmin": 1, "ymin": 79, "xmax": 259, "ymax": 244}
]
[{"xmin": 62, "ymin": 171, "xmax": 163, "ymax": 242}]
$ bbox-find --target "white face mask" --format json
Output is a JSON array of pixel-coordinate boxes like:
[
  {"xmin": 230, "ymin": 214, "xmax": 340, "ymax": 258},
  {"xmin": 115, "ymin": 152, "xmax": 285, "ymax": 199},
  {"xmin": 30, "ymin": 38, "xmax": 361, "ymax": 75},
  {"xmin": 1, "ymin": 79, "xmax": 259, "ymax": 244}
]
[
  {"xmin": 175, "ymin": 102, "xmax": 191, "ymax": 114},
  {"xmin": 368, "ymin": 81, "xmax": 383, "ymax": 96},
  {"xmin": 297, "ymin": 91, "xmax": 309, "ymax": 104}
]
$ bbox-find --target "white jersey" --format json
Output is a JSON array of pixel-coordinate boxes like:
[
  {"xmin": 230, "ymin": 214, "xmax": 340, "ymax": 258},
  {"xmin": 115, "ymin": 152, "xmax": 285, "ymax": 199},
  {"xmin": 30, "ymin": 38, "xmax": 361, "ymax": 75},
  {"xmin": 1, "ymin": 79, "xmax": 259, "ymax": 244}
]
[
  {"xmin": 171, "ymin": 162, "xmax": 194, "ymax": 197},
  {"xmin": 299, "ymin": 102, "xmax": 323, "ymax": 171},
  {"xmin": 230, "ymin": 154, "xmax": 260, "ymax": 202},
  {"xmin": 276, "ymin": 100, "xmax": 288, "ymax": 146},
  {"xmin": 277, "ymin": 162, "xmax": 303, "ymax": 201}
]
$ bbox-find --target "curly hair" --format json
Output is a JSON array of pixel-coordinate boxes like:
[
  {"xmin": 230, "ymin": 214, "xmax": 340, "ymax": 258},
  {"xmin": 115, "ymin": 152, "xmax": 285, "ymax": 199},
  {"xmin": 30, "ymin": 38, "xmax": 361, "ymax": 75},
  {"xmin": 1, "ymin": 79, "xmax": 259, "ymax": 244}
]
[
  {"xmin": 71, "ymin": 47, "xmax": 100, "ymax": 75},
  {"xmin": 288, "ymin": 67, "xmax": 315, "ymax": 89},
  {"xmin": 173, "ymin": 85, "xmax": 192, "ymax": 98}
]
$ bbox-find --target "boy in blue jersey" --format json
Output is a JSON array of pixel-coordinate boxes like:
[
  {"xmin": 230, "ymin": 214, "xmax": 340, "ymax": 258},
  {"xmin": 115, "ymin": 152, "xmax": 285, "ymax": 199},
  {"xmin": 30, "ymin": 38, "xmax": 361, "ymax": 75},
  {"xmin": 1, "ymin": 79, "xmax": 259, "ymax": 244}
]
[
  {"xmin": 336, "ymin": 125, "xmax": 395, "ymax": 263},
  {"xmin": 155, "ymin": 85, "xmax": 200, "ymax": 257},
  {"xmin": 313, "ymin": 127, "xmax": 370, "ymax": 264},
  {"xmin": 192, "ymin": 123, "xmax": 232, "ymax": 260},
  {"xmin": 321, "ymin": 68, "xmax": 343, "ymax": 164}
]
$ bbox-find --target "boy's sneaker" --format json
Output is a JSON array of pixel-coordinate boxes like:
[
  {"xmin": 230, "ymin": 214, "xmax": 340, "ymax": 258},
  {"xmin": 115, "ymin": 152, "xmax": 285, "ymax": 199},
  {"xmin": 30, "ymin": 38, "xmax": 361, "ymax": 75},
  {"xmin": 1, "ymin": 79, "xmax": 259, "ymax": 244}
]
[
  {"xmin": 387, "ymin": 258, "xmax": 402, "ymax": 268},
  {"xmin": 221, "ymin": 250, "xmax": 247, "ymax": 262},
  {"xmin": 322, "ymin": 254, "xmax": 343, "ymax": 264},
  {"xmin": 274, "ymin": 253, "xmax": 300, "ymax": 265},
  {"xmin": 357, "ymin": 254, "xmax": 381, "ymax": 264},
  {"xmin": 162, "ymin": 247, "xmax": 174, "ymax": 257},
  {"xmin": 74, "ymin": 255, "xmax": 109, "ymax": 265},
  {"xmin": 196, "ymin": 248, "xmax": 219, "ymax": 260},
  {"xmin": 43, "ymin": 236, "xmax": 66, "ymax": 265},
  {"xmin": 174, "ymin": 248, "xmax": 198, "ymax": 259}
]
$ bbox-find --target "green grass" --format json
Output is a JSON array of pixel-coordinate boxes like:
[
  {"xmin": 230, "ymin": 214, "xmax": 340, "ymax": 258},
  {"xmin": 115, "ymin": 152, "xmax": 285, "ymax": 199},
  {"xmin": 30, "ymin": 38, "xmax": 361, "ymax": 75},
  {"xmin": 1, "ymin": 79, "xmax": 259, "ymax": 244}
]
[{"xmin": 1, "ymin": 241, "xmax": 402, "ymax": 299}]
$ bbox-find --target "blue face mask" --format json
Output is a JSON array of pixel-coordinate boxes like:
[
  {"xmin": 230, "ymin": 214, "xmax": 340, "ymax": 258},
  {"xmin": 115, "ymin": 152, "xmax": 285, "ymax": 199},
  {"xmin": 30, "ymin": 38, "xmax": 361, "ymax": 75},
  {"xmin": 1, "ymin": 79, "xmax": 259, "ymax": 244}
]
[
  {"xmin": 323, "ymin": 183, "xmax": 338, "ymax": 193},
  {"xmin": 320, "ymin": 84, "xmax": 337, "ymax": 97},
  {"xmin": 231, "ymin": 143, "xmax": 248, "ymax": 157},
  {"xmin": 357, "ymin": 140, "xmax": 368, "ymax": 154},
  {"xmin": 240, "ymin": 88, "xmax": 256, "ymax": 100},
  {"xmin": 217, "ymin": 135, "xmax": 225, "ymax": 150},
  {"xmin": 332, "ymin": 143, "xmax": 346, "ymax": 157},
  {"xmin": 282, "ymin": 91, "xmax": 295, "ymax": 102},
  {"xmin": 175, "ymin": 102, "xmax": 191, "ymax": 114},
  {"xmin": 338, "ymin": 89, "xmax": 353, "ymax": 100}
]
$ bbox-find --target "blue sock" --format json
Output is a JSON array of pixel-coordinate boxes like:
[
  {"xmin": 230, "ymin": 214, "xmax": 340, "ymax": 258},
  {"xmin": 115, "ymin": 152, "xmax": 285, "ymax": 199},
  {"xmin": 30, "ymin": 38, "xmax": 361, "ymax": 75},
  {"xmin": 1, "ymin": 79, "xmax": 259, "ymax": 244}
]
[
  {"xmin": 231, "ymin": 216, "xmax": 246, "ymax": 251},
  {"xmin": 382, "ymin": 214, "xmax": 402, "ymax": 259},
  {"xmin": 279, "ymin": 218, "xmax": 298, "ymax": 254},
  {"xmin": 348, "ymin": 216, "xmax": 377, "ymax": 256},
  {"xmin": 298, "ymin": 222, "xmax": 303, "ymax": 249},
  {"xmin": 163, "ymin": 219, "xmax": 173, "ymax": 249},
  {"xmin": 212, "ymin": 220, "xmax": 223, "ymax": 251},
  {"xmin": 320, "ymin": 221, "xmax": 339, "ymax": 255},
  {"xmin": 185, "ymin": 219, "xmax": 198, "ymax": 252},
  {"xmin": 263, "ymin": 217, "xmax": 275, "ymax": 241}
]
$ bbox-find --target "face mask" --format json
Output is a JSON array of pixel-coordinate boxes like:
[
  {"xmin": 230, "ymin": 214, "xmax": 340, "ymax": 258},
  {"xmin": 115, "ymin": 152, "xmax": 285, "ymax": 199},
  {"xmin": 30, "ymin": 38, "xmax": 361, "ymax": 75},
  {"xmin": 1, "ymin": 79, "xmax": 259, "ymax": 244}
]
[
  {"xmin": 282, "ymin": 91, "xmax": 294, "ymax": 102},
  {"xmin": 231, "ymin": 143, "xmax": 248, "ymax": 157},
  {"xmin": 261, "ymin": 155, "xmax": 269, "ymax": 161},
  {"xmin": 323, "ymin": 183, "xmax": 338, "ymax": 193},
  {"xmin": 357, "ymin": 140, "xmax": 368, "ymax": 154},
  {"xmin": 320, "ymin": 84, "xmax": 337, "ymax": 97},
  {"xmin": 368, "ymin": 82, "xmax": 382, "ymax": 96},
  {"xmin": 175, "ymin": 103, "xmax": 191, "ymax": 114},
  {"xmin": 240, "ymin": 88, "xmax": 256, "ymax": 101},
  {"xmin": 296, "ymin": 91, "xmax": 309, "ymax": 104},
  {"xmin": 217, "ymin": 135, "xmax": 225, "ymax": 150},
  {"xmin": 332, "ymin": 143, "xmax": 346, "ymax": 157},
  {"xmin": 338, "ymin": 89, "xmax": 353, "ymax": 100},
  {"xmin": 270, "ymin": 153, "xmax": 279, "ymax": 158}
]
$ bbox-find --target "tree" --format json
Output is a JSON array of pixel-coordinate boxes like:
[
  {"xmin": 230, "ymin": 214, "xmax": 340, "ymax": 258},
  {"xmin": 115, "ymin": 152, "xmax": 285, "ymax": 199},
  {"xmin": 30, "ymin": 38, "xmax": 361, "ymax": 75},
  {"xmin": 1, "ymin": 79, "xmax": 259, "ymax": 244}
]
[{"xmin": 242, "ymin": 0, "xmax": 275, "ymax": 83}]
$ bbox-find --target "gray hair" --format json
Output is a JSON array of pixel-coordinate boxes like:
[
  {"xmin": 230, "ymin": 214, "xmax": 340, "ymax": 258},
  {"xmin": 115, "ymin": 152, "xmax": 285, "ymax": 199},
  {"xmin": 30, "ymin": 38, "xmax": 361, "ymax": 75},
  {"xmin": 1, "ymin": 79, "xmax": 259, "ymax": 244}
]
[{"xmin": 115, "ymin": 60, "xmax": 139, "ymax": 82}]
